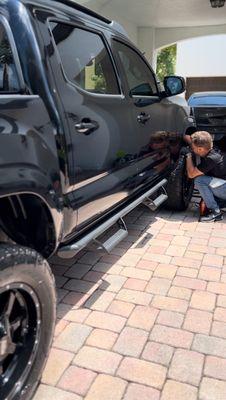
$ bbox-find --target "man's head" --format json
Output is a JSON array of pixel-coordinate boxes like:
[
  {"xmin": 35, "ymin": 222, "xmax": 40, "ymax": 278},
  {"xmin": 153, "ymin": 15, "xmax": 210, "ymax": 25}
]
[{"xmin": 190, "ymin": 131, "xmax": 213, "ymax": 157}]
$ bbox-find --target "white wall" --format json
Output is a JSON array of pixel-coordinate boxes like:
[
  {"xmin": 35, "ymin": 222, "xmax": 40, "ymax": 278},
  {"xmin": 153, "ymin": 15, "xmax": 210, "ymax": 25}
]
[{"xmin": 176, "ymin": 34, "xmax": 226, "ymax": 77}]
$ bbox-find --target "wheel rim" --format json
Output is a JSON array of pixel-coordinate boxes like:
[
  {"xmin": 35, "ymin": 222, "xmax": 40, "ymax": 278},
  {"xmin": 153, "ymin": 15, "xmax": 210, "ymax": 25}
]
[{"xmin": 0, "ymin": 283, "xmax": 41, "ymax": 400}]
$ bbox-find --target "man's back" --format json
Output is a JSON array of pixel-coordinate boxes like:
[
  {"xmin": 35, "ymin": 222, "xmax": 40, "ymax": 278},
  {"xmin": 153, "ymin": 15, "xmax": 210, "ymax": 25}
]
[{"xmin": 198, "ymin": 148, "xmax": 226, "ymax": 180}]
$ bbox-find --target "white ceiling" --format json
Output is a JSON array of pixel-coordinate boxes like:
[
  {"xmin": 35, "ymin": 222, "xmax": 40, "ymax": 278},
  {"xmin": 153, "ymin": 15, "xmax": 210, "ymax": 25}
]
[{"xmin": 76, "ymin": 0, "xmax": 226, "ymax": 28}]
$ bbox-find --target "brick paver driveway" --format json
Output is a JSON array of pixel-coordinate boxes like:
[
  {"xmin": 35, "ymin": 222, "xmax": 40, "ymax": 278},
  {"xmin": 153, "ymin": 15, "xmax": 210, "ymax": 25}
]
[{"xmin": 34, "ymin": 201, "xmax": 226, "ymax": 400}]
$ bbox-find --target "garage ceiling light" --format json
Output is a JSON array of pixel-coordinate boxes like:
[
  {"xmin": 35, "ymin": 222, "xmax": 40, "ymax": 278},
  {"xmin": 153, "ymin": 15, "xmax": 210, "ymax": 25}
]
[{"xmin": 210, "ymin": 0, "xmax": 225, "ymax": 7}]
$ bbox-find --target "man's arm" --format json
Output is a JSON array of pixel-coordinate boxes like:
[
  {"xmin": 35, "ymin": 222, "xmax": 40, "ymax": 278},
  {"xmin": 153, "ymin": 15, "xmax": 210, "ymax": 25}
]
[{"xmin": 186, "ymin": 154, "xmax": 203, "ymax": 178}]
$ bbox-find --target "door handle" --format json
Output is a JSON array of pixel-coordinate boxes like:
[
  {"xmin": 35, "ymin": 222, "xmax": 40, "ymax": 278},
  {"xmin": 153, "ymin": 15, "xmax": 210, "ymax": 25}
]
[
  {"xmin": 137, "ymin": 112, "xmax": 150, "ymax": 124},
  {"xmin": 75, "ymin": 118, "xmax": 99, "ymax": 135}
]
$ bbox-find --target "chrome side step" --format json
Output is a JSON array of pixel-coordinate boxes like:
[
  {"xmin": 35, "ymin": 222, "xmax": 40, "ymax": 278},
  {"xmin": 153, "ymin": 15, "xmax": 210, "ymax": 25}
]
[
  {"xmin": 95, "ymin": 218, "xmax": 128, "ymax": 253},
  {"xmin": 143, "ymin": 193, "xmax": 168, "ymax": 211},
  {"xmin": 58, "ymin": 178, "xmax": 167, "ymax": 259}
]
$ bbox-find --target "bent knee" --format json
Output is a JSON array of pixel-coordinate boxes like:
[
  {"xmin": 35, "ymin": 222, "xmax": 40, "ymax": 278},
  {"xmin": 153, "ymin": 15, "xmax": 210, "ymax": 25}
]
[{"xmin": 194, "ymin": 175, "xmax": 206, "ymax": 184}]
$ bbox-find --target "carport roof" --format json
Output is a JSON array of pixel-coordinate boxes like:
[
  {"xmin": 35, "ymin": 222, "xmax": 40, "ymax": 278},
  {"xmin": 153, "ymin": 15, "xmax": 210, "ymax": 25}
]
[{"xmin": 76, "ymin": 0, "xmax": 226, "ymax": 27}]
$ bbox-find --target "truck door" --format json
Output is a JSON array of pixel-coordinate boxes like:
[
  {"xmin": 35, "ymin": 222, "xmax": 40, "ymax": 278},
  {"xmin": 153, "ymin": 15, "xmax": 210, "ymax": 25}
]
[
  {"xmin": 47, "ymin": 20, "xmax": 138, "ymax": 229},
  {"xmin": 113, "ymin": 40, "xmax": 179, "ymax": 190}
]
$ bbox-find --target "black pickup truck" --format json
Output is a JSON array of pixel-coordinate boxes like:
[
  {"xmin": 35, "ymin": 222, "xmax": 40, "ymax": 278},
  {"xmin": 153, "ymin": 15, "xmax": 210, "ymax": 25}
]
[{"xmin": 0, "ymin": 1, "xmax": 195, "ymax": 399}]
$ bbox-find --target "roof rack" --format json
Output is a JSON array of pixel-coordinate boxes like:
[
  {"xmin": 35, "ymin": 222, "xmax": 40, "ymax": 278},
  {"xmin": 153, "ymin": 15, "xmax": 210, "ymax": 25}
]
[{"xmin": 56, "ymin": 0, "xmax": 111, "ymax": 24}]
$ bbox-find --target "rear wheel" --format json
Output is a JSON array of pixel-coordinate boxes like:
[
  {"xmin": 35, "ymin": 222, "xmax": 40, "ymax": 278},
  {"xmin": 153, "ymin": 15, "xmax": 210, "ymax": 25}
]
[
  {"xmin": 0, "ymin": 244, "xmax": 56, "ymax": 400},
  {"xmin": 165, "ymin": 155, "xmax": 194, "ymax": 211}
]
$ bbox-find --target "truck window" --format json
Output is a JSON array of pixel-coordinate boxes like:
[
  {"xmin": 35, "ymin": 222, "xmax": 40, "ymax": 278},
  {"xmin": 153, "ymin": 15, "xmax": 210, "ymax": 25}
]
[
  {"xmin": 0, "ymin": 22, "xmax": 20, "ymax": 92},
  {"xmin": 50, "ymin": 22, "xmax": 119, "ymax": 95},
  {"xmin": 114, "ymin": 40, "xmax": 158, "ymax": 97}
]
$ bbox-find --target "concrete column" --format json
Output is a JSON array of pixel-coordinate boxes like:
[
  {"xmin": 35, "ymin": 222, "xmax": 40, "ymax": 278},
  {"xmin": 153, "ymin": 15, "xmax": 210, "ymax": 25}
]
[{"xmin": 137, "ymin": 27, "xmax": 156, "ymax": 70}]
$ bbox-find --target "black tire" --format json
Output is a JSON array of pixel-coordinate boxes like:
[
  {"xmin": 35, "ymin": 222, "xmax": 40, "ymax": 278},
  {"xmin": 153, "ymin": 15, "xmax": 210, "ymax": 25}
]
[
  {"xmin": 0, "ymin": 244, "xmax": 56, "ymax": 400},
  {"xmin": 165, "ymin": 155, "xmax": 194, "ymax": 211}
]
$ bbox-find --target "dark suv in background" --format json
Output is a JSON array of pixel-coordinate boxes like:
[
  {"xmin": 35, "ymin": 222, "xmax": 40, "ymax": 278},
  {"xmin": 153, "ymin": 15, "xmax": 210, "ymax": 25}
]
[
  {"xmin": 188, "ymin": 91, "xmax": 226, "ymax": 150},
  {"xmin": 0, "ymin": 1, "xmax": 195, "ymax": 398}
]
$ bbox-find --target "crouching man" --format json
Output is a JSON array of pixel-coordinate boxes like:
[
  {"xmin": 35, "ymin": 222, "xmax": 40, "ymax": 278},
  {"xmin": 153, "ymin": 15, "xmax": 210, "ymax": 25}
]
[{"xmin": 185, "ymin": 131, "xmax": 226, "ymax": 222}]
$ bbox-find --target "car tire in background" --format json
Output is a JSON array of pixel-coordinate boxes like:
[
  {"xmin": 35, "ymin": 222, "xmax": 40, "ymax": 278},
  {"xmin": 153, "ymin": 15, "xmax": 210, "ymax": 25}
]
[
  {"xmin": 165, "ymin": 155, "xmax": 194, "ymax": 211},
  {"xmin": 0, "ymin": 244, "xmax": 56, "ymax": 400}
]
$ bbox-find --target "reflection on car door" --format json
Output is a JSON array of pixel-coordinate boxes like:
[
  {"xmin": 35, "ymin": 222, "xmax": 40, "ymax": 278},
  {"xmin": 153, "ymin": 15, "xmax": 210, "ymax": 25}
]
[
  {"xmin": 113, "ymin": 40, "xmax": 181, "ymax": 190},
  {"xmin": 47, "ymin": 21, "xmax": 139, "ymax": 229}
]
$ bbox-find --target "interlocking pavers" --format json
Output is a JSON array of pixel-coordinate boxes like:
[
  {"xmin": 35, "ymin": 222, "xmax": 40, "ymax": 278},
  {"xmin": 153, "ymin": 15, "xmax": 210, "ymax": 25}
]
[
  {"xmin": 161, "ymin": 380, "xmax": 198, "ymax": 400},
  {"xmin": 192, "ymin": 334, "xmax": 226, "ymax": 356},
  {"xmin": 85, "ymin": 310, "xmax": 126, "ymax": 332},
  {"xmin": 123, "ymin": 383, "xmax": 160, "ymax": 400},
  {"xmin": 168, "ymin": 285, "xmax": 192, "ymax": 300},
  {"xmin": 217, "ymin": 294, "xmax": 226, "ymax": 307},
  {"xmin": 33, "ymin": 385, "xmax": 82, "ymax": 400},
  {"xmin": 84, "ymin": 374, "xmax": 127, "ymax": 400},
  {"xmin": 200, "ymin": 377, "xmax": 226, "ymax": 400},
  {"xmin": 107, "ymin": 299, "xmax": 135, "ymax": 317},
  {"xmin": 41, "ymin": 348, "xmax": 74, "ymax": 385},
  {"xmin": 113, "ymin": 326, "xmax": 148, "ymax": 357},
  {"xmin": 151, "ymin": 295, "xmax": 188, "ymax": 313},
  {"xmin": 57, "ymin": 366, "xmax": 97, "ymax": 396},
  {"xmin": 73, "ymin": 346, "xmax": 122, "ymax": 374},
  {"xmin": 120, "ymin": 266, "xmax": 152, "ymax": 280},
  {"xmin": 198, "ymin": 265, "xmax": 221, "ymax": 281},
  {"xmin": 177, "ymin": 266, "xmax": 198, "ymax": 278},
  {"xmin": 83, "ymin": 289, "xmax": 116, "ymax": 311},
  {"xmin": 86, "ymin": 328, "xmax": 118, "ymax": 350},
  {"xmin": 190, "ymin": 290, "xmax": 216, "ymax": 311},
  {"xmin": 142, "ymin": 341, "xmax": 174, "ymax": 366},
  {"xmin": 146, "ymin": 277, "xmax": 171, "ymax": 295},
  {"xmin": 168, "ymin": 349, "xmax": 204, "ymax": 386},
  {"xmin": 150, "ymin": 324, "xmax": 193, "ymax": 348},
  {"xmin": 214, "ymin": 307, "xmax": 226, "ymax": 322},
  {"xmin": 173, "ymin": 276, "xmax": 207, "ymax": 290},
  {"xmin": 157, "ymin": 310, "xmax": 184, "ymax": 328},
  {"xmin": 37, "ymin": 204, "xmax": 226, "ymax": 400},
  {"xmin": 123, "ymin": 277, "xmax": 148, "ymax": 291},
  {"xmin": 211, "ymin": 320, "xmax": 226, "ymax": 339},
  {"xmin": 127, "ymin": 305, "xmax": 159, "ymax": 331},
  {"xmin": 154, "ymin": 263, "xmax": 178, "ymax": 279},
  {"xmin": 207, "ymin": 281, "xmax": 226, "ymax": 295},
  {"xmin": 183, "ymin": 309, "xmax": 212, "ymax": 334},
  {"xmin": 117, "ymin": 357, "xmax": 167, "ymax": 389},
  {"xmin": 54, "ymin": 323, "xmax": 92, "ymax": 352},
  {"xmin": 116, "ymin": 288, "xmax": 153, "ymax": 305},
  {"xmin": 204, "ymin": 356, "xmax": 226, "ymax": 381}
]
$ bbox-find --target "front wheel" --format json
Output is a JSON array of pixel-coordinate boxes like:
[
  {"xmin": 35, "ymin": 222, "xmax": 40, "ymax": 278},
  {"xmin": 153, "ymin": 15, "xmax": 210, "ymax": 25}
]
[
  {"xmin": 0, "ymin": 244, "xmax": 56, "ymax": 400},
  {"xmin": 165, "ymin": 155, "xmax": 194, "ymax": 211}
]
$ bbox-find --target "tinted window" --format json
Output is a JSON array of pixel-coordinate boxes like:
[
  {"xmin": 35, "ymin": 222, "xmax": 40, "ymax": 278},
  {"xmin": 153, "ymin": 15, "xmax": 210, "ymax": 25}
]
[
  {"xmin": 50, "ymin": 22, "xmax": 119, "ymax": 95},
  {"xmin": 0, "ymin": 22, "xmax": 20, "ymax": 92},
  {"xmin": 114, "ymin": 41, "xmax": 157, "ymax": 96}
]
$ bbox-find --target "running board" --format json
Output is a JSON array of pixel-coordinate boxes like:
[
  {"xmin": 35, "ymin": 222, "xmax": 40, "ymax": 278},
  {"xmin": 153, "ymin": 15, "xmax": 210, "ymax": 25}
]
[
  {"xmin": 95, "ymin": 218, "xmax": 128, "ymax": 253},
  {"xmin": 143, "ymin": 193, "xmax": 168, "ymax": 211},
  {"xmin": 58, "ymin": 179, "xmax": 167, "ymax": 258}
]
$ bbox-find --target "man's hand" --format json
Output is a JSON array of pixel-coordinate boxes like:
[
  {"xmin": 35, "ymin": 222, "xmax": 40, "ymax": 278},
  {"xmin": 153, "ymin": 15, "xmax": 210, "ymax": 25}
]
[
  {"xmin": 185, "ymin": 153, "xmax": 203, "ymax": 179},
  {"xmin": 180, "ymin": 146, "xmax": 192, "ymax": 157}
]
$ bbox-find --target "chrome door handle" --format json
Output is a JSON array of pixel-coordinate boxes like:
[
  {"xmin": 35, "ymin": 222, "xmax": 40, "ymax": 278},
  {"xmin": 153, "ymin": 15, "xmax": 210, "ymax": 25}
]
[
  {"xmin": 75, "ymin": 119, "xmax": 99, "ymax": 135},
  {"xmin": 137, "ymin": 112, "xmax": 151, "ymax": 124}
]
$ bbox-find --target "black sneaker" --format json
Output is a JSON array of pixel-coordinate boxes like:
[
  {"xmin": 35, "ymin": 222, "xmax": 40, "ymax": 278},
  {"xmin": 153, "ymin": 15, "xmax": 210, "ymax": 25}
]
[{"xmin": 199, "ymin": 210, "xmax": 223, "ymax": 222}]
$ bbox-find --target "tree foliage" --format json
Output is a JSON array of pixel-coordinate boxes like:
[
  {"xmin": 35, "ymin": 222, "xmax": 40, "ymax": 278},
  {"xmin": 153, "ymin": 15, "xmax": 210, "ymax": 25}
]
[{"xmin": 156, "ymin": 44, "xmax": 177, "ymax": 82}]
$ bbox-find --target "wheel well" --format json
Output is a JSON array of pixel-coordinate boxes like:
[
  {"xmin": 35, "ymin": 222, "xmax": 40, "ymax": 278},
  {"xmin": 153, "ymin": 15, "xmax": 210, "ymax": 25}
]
[{"xmin": 0, "ymin": 194, "xmax": 56, "ymax": 258}]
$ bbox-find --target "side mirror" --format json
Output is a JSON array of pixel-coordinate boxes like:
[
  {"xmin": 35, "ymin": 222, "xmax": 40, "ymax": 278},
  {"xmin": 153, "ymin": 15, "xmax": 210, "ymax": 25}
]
[{"xmin": 163, "ymin": 75, "xmax": 185, "ymax": 97}]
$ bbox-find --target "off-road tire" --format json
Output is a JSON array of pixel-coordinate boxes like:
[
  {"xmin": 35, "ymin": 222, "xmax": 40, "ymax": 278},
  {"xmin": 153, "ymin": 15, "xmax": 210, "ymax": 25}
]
[
  {"xmin": 165, "ymin": 155, "xmax": 194, "ymax": 211},
  {"xmin": 0, "ymin": 244, "xmax": 56, "ymax": 400}
]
